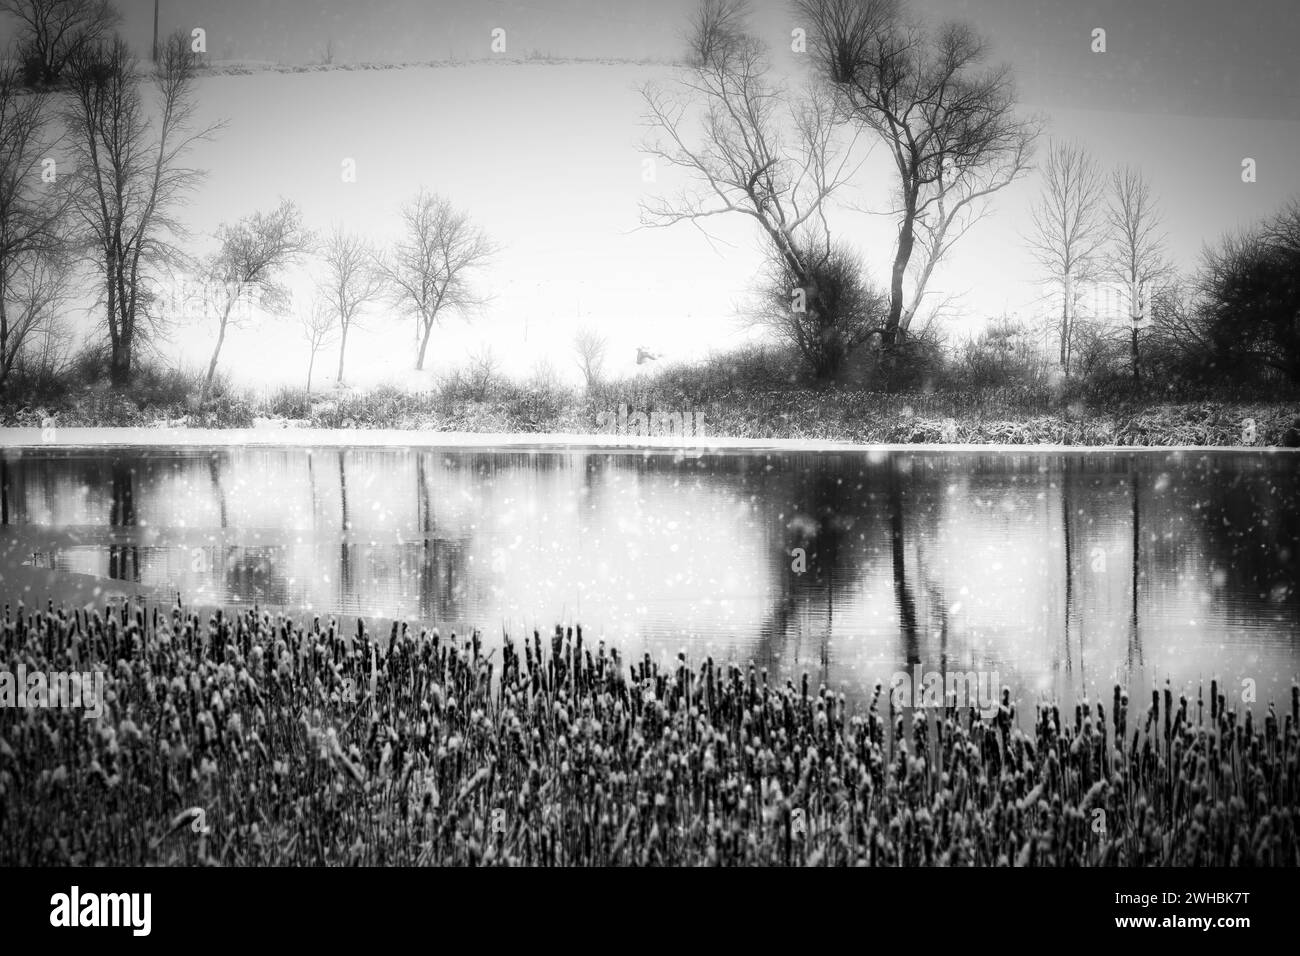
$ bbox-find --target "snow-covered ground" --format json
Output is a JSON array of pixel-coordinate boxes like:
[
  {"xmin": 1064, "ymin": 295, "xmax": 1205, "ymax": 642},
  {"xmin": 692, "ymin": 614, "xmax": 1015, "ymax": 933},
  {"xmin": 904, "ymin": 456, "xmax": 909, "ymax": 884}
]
[{"xmin": 1, "ymin": 425, "xmax": 1293, "ymax": 454}]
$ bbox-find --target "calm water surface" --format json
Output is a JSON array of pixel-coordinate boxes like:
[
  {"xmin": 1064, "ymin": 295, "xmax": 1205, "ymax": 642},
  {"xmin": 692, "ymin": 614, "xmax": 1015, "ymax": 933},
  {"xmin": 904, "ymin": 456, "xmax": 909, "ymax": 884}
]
[{"xmin": 1, "ymin": 446, "xmax": 1296, "ymax": 708}]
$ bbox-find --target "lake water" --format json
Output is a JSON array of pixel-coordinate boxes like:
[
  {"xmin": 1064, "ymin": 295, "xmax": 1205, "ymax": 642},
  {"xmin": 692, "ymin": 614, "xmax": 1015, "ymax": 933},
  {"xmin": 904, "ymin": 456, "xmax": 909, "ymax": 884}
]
[{"xmin": 1, "ymin": 445, "xmax": 1296, "ymax": 710}]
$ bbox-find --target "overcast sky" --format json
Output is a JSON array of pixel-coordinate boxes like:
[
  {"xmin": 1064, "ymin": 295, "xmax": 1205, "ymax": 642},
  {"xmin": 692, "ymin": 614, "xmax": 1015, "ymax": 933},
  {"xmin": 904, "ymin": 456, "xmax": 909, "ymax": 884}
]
[{"xmin": 15, "ymin": 1, "xmax": 1300, "ymax": 386}]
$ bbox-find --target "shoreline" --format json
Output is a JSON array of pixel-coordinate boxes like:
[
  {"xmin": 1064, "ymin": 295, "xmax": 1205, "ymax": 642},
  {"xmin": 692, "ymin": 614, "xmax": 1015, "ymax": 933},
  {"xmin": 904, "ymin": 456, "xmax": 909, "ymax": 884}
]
[{"xmin": 2, "ymin": 426, "xmax": 1297, "ymax": 453}]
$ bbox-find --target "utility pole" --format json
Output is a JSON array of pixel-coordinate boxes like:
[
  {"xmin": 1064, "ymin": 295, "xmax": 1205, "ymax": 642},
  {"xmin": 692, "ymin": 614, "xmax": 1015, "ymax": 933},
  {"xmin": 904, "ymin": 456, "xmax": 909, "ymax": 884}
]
[{"xmin": 152, "ymin": 0, "xmax": 160, "ymax": 63}]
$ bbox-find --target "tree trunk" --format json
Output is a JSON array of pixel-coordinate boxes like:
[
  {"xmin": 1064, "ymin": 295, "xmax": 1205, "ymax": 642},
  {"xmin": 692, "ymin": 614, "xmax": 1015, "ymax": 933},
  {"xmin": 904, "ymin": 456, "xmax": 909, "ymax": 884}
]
[
  {"xmin": 0, "ymin": 294, "xmax": 9, "ymax": 390},
  {"xmin": 106, "ymin": 256, "xmax": 130, "ymax": 387},
  {"xmin": 1059, "ymin": 274, "xmax": 1071, "ymax": 375},
  {"xmin": 109, "ymin": 352, "xmax": 130, "ymax": 387},
  {"xmin": 883, "ymin": 204, "xmax": 917, "ymax": 348},
  {"xmin": 336, "ymin": 323, "xmax": 349, "ymax": 383},
  {"xmin": 1130, "ymin": 325, "xmax": 1140, "ymax": 383},
  {"xmin": 416, "ymin": 318, "xmax": 435, "ymax": 371},
  {"xmin": 120, "ymin": 254, "xmax": 139, "ymax": 388},
  {"xmin": 1059, "ymin": 290, "xmax": 1067, "ymax": 367},
  {"xmin": 306, "ymin": 349, "xmax": 316, "ymax": 392},
  {"xmin": 200, "ymin": 308, "xmax": 233, "ymax": 405},
  {"xmin": 902, "ymin": 219, "xmax": 946, "ymax": 337}
]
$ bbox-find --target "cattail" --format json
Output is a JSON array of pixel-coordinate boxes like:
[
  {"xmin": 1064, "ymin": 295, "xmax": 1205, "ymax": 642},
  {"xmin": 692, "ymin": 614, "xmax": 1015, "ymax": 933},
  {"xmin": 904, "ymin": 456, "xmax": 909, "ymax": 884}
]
[{"xmin": 4, "ymin": 597, "xmax": 1296, "ymax": 867}]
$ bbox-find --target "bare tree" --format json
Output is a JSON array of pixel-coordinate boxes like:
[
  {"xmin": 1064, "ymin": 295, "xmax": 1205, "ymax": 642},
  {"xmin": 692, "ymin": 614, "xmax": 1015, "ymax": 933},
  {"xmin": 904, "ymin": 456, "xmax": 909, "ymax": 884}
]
[
  {"xmin": 319, "ymin": 225, "xmax": 382, "ymax": 384},
  {"xmin": 685, "ymin": 0, "xmax": 750, "ymax": 67},
  {"xmin": 465, "ymin": 343, "xmax": 498, "ymax": 401},
  {"xmin": 640, "ymin": 28, "xmax": 874, "ymax": 379},
  {"xmin": 795, "ymin": 0, "xmax": 1037, "ymax": 347},
  {"xmin": 1186, "ymin": 202, "xmax": 1300, "ymax": 384},
  {"xmin": 199, "ymin": 199, "xmax": 307, "ymax": 403},
  {"xmin": 904, "ymin": 123, "xmax": 1036, "ymax": 329},
  {"xmin": 1026, "ymin": 139, "xmax": 1107, "ymax": 372},
  {"xmin": 300, "ymin": 294, "xmax": 336, "ymax": 392},
  {"xmin": 1105, "ymin": 165, "xmax": 1171, "ymax": 382},
  {"xmin": 62, "ymin": 31, "xmax": 220, "ymax": 386},
  {"xmin": 529, "ymin": 356, "xmax": 562, "ymax": 392},
  {"xmin": 0, "ymin": 62, "xmax": 73, "ymax": 389},
  {"xmin": 1, "ymin": 239, "xmax": 73, "ymax": 385},
  {"xmin": 18, "ymin": 282, "xmax": 75, "ymax": 374},
  {"xmin": 0, "ymin": 0, "xmax": 120, "ymax": 86},
  {"xmin": 755, "ymin": 239, "xmax": 886, "ymax": 378},
  {"xmin": 378, "ymin": 190, "xmax": 496, "ymax": 371},
  {"xmin": 572, "ymin": 325, "xmax": 608, "ymax": 388}
]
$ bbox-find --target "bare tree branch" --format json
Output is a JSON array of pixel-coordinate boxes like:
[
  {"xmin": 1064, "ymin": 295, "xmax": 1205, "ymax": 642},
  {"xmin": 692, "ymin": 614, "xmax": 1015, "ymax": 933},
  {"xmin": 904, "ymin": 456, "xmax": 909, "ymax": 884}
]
[
  {"xmin": 641, "ymin": 8, "xmax": 880, "ymax": 380},
  {"xmin": 1025, "ymin": 139, "xmax": 1107, "ymax": 371},
  {"xmin": 376, "ymin": 189, "xmax": 497, "ymax": 372},
  {"xmin": 318, "ymin": 225, "xmax": 382, "ymax": 384},
  {"xmin": 684, "ymin": 0, "xmax": 750, "ymax": 69},
  {"xmin": 572, "ymin": 325, "xmax": 608, "ymax": 389},
  {"xmin": 795, "ymin": 0, "xmax": 1039, "ymax": 346},
  {"xmin": 0, "ymin": 0, "xmax": 120, "ymax": 86},
  {"xmin": 199, "ymin": 198, "xmax": 309, "ymax": 401},
  {"xmin": 300, "ymin": 293, "xmax": 336, "ymax": 392},
  {"xmin": 1104, "ymin": 164, "xmax": 1172, "ymax": 382},
  {"xmin": 62, "ymin": 30, "xmax": 223, "ymax": 386},
  {"xmin": 0, "ymin": 60, "xmax": 74, "ymax": 387}
]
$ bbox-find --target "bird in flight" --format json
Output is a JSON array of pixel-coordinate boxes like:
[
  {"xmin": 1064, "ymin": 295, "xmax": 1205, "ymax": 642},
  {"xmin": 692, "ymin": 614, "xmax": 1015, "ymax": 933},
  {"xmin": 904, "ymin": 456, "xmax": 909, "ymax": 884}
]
[{"xmin": 636, "ymin": 347, "xmax": 660, "ymax": 365}]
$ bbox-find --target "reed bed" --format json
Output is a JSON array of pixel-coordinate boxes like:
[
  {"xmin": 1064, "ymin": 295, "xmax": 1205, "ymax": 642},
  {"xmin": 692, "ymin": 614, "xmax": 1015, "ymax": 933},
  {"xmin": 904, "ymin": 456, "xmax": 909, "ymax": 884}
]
[{"xmin": 1, "ymin": 600, "xmax": 1296, "ymax": 866}]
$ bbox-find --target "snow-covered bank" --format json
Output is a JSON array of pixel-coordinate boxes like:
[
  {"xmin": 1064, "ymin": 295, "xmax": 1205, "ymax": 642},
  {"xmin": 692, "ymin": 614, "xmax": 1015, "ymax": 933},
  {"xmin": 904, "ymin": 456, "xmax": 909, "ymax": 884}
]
[{"xmin": 0, "ymin": 426, "xmax": 1293, "ymax": 454}]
